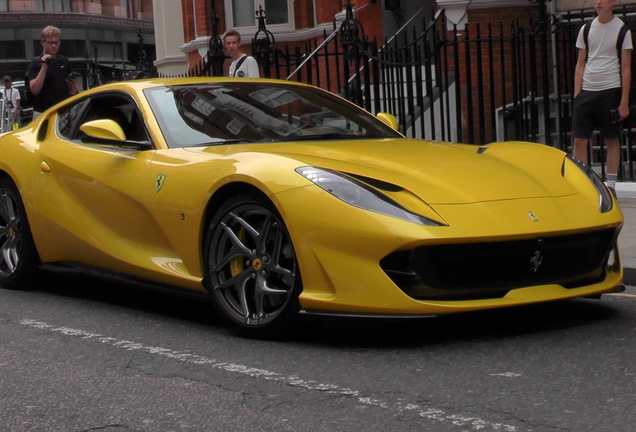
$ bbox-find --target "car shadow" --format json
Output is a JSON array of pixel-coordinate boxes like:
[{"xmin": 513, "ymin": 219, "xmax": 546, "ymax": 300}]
[
  {"xmin": 35, "ymin": 269, "xmax": 219, "ymax": 327},
  {"xmin": 32, "ymin": 269, "xmax": 621, "ymax": 347},
  {"xmin": 294, "ymin": 298, "xmax": 620, "ymax": 348}
]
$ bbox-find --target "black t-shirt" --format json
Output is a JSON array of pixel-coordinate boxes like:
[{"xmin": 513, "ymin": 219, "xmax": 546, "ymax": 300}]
[{"xmin": 26, "ymin": 55, "xmax": 72, "ymax": 112}]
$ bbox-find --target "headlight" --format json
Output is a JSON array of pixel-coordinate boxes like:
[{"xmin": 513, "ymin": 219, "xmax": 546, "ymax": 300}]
[
  {"xmin": 296, "ymin": 167, "xmax": 443, "ymax": 226},
  {"xmin": 565, "ymin": 155, "xmax": 613, "ymax": 213}
]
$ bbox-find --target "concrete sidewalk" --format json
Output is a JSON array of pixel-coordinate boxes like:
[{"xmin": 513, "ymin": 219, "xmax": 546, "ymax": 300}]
[{"xmin": 617, "ymin": 183, "xmax": 636, "ymax": 285}]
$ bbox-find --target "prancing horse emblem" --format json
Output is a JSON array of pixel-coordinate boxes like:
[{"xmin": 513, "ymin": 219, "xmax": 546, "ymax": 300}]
[
  {"xmin": 530, "ymin": 250, "xmax": 543, "ymax": 272},
  {"xmin": 155, "ymin": 174, "xmax": 166, "ymax": 193}
]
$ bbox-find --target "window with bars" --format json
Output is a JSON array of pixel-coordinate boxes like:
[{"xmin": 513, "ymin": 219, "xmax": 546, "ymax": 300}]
[{"xmin": 225, "ymin": 0, "xmax": 293, "ymax": 31}]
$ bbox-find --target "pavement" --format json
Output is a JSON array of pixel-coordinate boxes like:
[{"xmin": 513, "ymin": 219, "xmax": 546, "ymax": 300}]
[{"xmin": 616, "ymin": 182, "xmax": 636, "ymax": 285}]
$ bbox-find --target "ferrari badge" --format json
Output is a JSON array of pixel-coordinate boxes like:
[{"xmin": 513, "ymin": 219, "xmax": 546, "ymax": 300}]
[
  {"xmin": 526, "ymin": 211, "xmax": 539, "ymax": 222},
  {"xmin": 155, "ymin": 174, "xmax": 166, "ymax": 193}
]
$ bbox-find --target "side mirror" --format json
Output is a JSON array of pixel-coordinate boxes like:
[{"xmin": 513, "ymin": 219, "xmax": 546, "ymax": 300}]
[
  {"xmin": 79, "ymin": 119, "xmax": 152, "ymax": 150},
  {"xmin": 80, "ymin": 119, "xmax": 126, "ymax": 141},
  {"xmin": 376, "ymin": 112, "xmax": 399, "ymax": 131}
]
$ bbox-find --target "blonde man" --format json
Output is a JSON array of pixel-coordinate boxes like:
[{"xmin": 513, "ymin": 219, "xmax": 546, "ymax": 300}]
[{"xmin": 26, "ymin": 26, "xmax": 79, "ymax": 118}]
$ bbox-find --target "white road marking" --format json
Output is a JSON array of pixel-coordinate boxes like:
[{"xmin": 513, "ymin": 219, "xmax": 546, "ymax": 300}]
[
  {"xmin": 490, "ymin": 372, "xmax": 522, "ymax": 378},
  {"xmin": 21, "ymin": 319, "xmax": 518, "ymax": 431}
]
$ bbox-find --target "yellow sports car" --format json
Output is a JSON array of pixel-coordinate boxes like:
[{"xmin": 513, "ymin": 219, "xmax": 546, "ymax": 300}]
[{"xmin": 0, "ymin": 78, "xmax": 624, "ymax": 338}]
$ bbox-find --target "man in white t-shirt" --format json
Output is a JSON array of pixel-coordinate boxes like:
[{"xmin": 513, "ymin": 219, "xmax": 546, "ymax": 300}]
[
  {"xmin": 2, "ymin": 76, "xmax": 21, "ymax": 130},
  {"xmin": 572, "ymin": 0, "xmax": 632, "ymax": 192},
  {"xmin": 224, "ymin": 30, "xmax": 260, "ymax": 78}
]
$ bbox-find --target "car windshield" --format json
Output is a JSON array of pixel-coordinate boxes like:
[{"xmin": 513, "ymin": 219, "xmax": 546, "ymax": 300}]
[{"xmin": 144, "ymin": 82, "xmax": 402, "ymax": 148}]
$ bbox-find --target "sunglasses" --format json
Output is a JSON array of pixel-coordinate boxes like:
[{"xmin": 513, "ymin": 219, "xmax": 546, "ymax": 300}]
[{"xmin": 43, "ymin": 40, "xmax": 61, "ymax": 46}]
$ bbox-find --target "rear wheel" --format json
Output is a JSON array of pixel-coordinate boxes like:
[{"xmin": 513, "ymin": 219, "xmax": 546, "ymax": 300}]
[
  {"xmin": 0, "ymin": 177, "xmax": 40, "ymax": 290},
  {"xmin": 204, "ymin": 195, "xmax": 301, "ymax": 338}
]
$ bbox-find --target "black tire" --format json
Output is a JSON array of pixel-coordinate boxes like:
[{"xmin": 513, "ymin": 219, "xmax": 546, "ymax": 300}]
[
  {"xmin": 0, "ymin": 177, "xmax": 40, "ymax": 290},
  {"xmin": 204, "ymin": 195, "xmax": 301, "ymax": 339}
]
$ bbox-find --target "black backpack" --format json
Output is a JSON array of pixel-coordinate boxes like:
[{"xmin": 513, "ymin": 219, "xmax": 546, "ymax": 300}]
[
  {"xmin": 583, "ymin": 21, "xmax": 630, "ymax": 63},
  {"xmin": 23, "ymin": 76, "xmax": 34, "ymax": 105}
]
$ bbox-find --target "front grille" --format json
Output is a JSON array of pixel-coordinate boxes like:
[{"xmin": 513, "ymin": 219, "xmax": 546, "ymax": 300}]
[{"xmin": 380, "ymin": 228, "xmax": 617, "ymax": 301}]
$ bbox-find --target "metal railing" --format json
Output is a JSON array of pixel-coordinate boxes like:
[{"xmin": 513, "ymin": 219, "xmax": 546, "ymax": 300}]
[{"xmin": 156, "ymin": 4, "xmax": 636, "ymax": 180}]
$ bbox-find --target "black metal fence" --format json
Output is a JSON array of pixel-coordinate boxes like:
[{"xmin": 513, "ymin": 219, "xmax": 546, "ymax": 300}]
[{"xmin": 158, "ymin": 4, "xmax": 636, "ymax": 181}]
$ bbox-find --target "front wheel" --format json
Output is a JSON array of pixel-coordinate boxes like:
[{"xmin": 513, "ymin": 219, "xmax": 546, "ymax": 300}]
[
  {"xmin": 0, "ymin": 177, "xmax": 40, "ymax": 290},
  {"xmin": 204, "ymin": 195, "xmax": 301, "ymax": 338}
]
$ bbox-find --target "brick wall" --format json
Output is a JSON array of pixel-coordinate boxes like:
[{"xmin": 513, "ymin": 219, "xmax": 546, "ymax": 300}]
[
  {"xmin": 467, "ymin": 7, "xmax": 537, "ymax": 24},
  {"xmin": 453, "ymin": 6, "xmax": 544, "ymax": 144}
]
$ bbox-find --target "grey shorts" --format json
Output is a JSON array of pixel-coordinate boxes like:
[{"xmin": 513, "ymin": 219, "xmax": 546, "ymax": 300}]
[{"xmin": 572, "ymin": 88, "xmax": 623, "ymax": 140}]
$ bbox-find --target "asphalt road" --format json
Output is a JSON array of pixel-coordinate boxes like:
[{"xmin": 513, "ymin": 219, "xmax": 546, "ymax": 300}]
[{"xmin": 1, "ymin": 272, "xmax": 635, "ymax": 432}]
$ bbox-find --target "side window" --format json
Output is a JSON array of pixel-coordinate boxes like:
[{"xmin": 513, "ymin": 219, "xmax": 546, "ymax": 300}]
[
  {"xmin": 81, "ymin": 95, "xmax": 150, "ymax": 143},
  {"xmin": 57, "ymin": 93, "xmax": 150, "ymax": 144},
  {"xmin": 37, "ymin": 119, "xmax": 49, "ymax": 142},
  {"xmin": 58, "ymin": 98, "xmax": 90, "ymax": 140}
]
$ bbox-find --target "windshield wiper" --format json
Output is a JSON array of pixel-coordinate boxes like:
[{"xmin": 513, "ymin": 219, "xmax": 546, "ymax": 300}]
[
  {"xmin": 277, "ymin": 132, "xmax": 362, "ymax": 142},
  {"xmin": 191, "ymin": 139, "xmax": 257, "ymax": 147}
]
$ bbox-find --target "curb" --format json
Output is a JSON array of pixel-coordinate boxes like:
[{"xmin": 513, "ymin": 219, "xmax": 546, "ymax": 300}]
[{"xmin": 624, "ymin": 267, "xmax": 636, "ymax": 286}]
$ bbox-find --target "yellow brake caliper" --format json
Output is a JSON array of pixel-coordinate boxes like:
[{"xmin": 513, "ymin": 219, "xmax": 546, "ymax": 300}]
[{"xmin": 229, "ymin": 228, "xmax": 245, "ymax": 276}]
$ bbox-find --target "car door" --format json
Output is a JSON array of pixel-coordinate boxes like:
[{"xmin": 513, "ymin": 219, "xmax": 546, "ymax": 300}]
[{"xmin": 31, "ymin": 92, "xmax": 159, "ymax": 276}]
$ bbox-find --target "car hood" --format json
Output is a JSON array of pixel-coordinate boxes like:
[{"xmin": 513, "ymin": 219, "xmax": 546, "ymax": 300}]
[{"xmin": 267, "ymin": 138, "xmax": 574, "ymax": 205}]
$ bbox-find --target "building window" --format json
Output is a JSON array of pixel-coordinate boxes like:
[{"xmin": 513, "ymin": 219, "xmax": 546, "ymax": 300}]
[
  {"xmin": 38, "ymin": 0, "xmax": 71, "ymax": 11},
  {"xmin": 0, "ymin": 1, "xmax": 7, "ymax": 12},
  {"xmin": 32, "ymin": 39, "xmax": 85, "ymax": 58},
  {"xmin": 93, "ymin": 42, "xmax": 124, "ymax": 62},
  {"xmin": 0, "ymin": 41, "xmax": 25, "ymax": 60},
  {"xmin": 61, "ymin": 40, "xmax": 87, "ymax": 58},
  {"xmin": 225, "ymin": 0, "xmax": 293, "ymax": 31}
]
